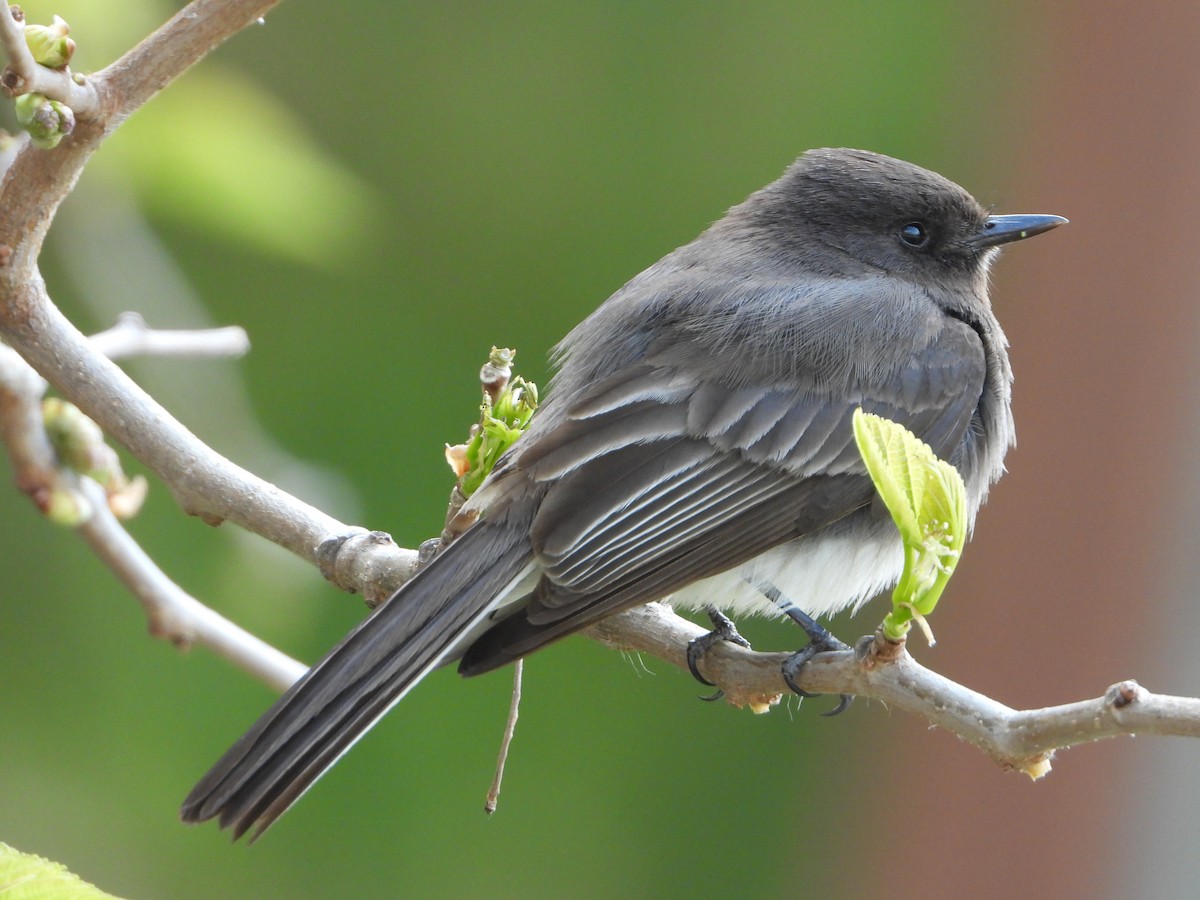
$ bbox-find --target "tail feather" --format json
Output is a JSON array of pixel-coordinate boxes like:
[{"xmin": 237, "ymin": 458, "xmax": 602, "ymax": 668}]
[{"xmin": 181, "ymin": 508, "xmax": 534, "ymax": 841}]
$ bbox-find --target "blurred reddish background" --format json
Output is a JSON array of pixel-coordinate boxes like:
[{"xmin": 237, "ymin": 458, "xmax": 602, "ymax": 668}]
[{"xmin": 872, "ymin": 4, "xmax": 1200, "ymax": 896}]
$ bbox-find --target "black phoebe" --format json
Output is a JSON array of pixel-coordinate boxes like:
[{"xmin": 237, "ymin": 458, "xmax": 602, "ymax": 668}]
[{"xmin": 182, "ymin": 148, "xmax": 1065, "ymax": 839}]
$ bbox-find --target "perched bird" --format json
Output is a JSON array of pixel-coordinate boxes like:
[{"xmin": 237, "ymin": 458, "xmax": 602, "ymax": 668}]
[{"xmin": 182, "ymin": 148, "xmax": 1065, "ymax": 840}]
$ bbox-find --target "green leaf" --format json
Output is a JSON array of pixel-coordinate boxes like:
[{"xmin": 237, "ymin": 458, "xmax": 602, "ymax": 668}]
[
  {"xmin": 852, "ymin": 409, "xmax": 968, "ymax": 643},
  {"xmin": 0, "ymin": 842, "xmax": 127, "ymax": 899}
]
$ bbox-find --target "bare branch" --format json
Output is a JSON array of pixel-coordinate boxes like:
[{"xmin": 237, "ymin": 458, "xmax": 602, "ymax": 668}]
[
  {"xmin": 0, "ymin": 341, "xmax": 56, "ymax": 508},
  {"xmin": 89, "ymin": 312, "xmax": 250, "ymax": 361},
  {"xmin": 484, "ymin": 660, "xmax": 523, "ymax": 814},
  {"xmin": 1, "ymin": 278, "xmax": 418, "ymax": 591},
  {"xmin": 75, "ymin": 478, "xmax": 305, "ymax": 692},
  {"xmin": 0, "ymin": 1, "xmax": 387, "ymax": 586},
  {"xmin": 95, "ymin": 0, "xmax": 280, "ymax": 122},
  {"xmin": 0, "ymin": 5, "xmax": 100, "ymax": 116},
  {"xmin": 587, "ymin": 602, "xmax": 1200, "ymax": 775}
]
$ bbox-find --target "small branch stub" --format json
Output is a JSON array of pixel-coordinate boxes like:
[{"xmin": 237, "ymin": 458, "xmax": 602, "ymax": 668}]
[{"xmin": 1109, "ymin": 680, "xmax": 1141, "ymax": 709}]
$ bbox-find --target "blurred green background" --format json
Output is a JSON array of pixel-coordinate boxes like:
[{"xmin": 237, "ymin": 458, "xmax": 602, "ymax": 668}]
[{"xmin": 4, "ymin": 2, "xmax": 1200, "ymax": 898}]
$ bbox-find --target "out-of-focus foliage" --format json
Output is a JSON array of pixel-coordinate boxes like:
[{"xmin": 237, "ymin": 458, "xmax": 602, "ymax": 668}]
[{"xmin": 99, "ymin": 66, "xmax": 376, "ymax": 268}]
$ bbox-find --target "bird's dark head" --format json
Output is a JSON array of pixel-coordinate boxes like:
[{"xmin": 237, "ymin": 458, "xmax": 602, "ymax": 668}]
[{"xmin": 739, "ymin": 148, "xmax": 1065, "ymax": 286}]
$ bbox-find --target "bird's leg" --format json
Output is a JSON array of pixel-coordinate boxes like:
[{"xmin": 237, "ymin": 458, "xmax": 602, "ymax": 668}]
[
  {"xmin": 686, "ymin": 606, "xmax": 752, "ymax": 691},
  {"xmin": 755, "ymin": 582, "xmax": 854, "ymax": 717}
]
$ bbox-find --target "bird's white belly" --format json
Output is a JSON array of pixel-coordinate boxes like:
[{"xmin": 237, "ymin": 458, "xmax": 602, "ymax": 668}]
[{"xmin": 665, "ymin": 520, "xmax": 904, "ymax": 620}]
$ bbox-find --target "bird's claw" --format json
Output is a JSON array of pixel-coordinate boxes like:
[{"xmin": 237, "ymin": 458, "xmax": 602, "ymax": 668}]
[
  {"xmin": 686, "ymin": 608, "xmax": 752, "ymax": 689},
  {"xmin": 780, "ymin": 622, "xmax": 854, "ymax": 716}
]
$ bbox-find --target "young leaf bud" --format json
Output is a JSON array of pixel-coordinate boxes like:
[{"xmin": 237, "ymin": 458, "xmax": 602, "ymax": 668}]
[
  {"xmin": 14, "ymin": 92, "xmax": 75, "ymax": 149},
  {"xmin": 23, "ymin": 15, "xmax": 75, "ymax": 69}
]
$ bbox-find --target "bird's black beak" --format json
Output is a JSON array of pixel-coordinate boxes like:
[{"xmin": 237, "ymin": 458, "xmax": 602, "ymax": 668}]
[{"xmin": 971, "ymin": 214, "xmax": 1068, "ymax": 249}]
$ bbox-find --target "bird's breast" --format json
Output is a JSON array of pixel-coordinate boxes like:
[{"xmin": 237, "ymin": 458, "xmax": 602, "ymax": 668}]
[{"xmin": 664, "ymin": 511, "xmax": 904, "ymax": 620}]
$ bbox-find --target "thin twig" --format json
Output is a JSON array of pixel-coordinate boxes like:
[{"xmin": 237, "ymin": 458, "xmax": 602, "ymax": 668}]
[
  {"xmin": 0, "ymin": 339, "xmax": 304, "ymax": 691},
  {"xmin": 75, "ymin": 478, "xmax": 305, "ymax": 692},
  {"xmin": 484, "ymin": 660, "xmax": 523, "ymax": 814},
  {"xmin": 89, "ymin": 312, "xmax": 250, "ymax": 360},
  {"xmin": 0, "ymin": 342, "xmax": 56, "ymax": 506},
  {"xmin": 1, "ymin": 289, "xmax": 417, "ymax": 594}
]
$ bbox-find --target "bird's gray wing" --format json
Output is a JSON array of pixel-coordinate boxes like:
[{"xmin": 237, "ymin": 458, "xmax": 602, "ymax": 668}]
[{"xmin": 458, "ymin": 316, "xmax": 986, "ymax": 674}]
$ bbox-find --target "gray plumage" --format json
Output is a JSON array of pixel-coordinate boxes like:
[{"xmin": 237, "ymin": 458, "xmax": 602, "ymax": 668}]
[{"xmin": 181, "ymin": 148, "xmax": 1064, "ymax": 840}]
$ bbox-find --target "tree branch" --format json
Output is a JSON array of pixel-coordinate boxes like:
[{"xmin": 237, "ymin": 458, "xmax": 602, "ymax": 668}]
[
  {"xmin": 0, "ymin": 1, "xmax": 421, "ymax": 599},
  {"xmin": 0, "ymin": 340, "xmax": 304, "ymax": 691},
  {"xmin": 0, "ymin": 0, "xmax": 281, "ymax": 273},
  {"xmin": 75, "ymin": 477, "xmax": 305, "ymax": 692},
  {"xmin": 96, "ymin": 1, "xmax": 279, "ymax": 119},
  {"xmin": 587, "ymin": 602, "xmax": 1200, "ymax": 776},
  {"xmin": 89, "ymin": 312, "xmax": 250, "ymax": 361},
  {"xmin": 3, "ymin": 284, "xmax": 419, "ymax": 588}
]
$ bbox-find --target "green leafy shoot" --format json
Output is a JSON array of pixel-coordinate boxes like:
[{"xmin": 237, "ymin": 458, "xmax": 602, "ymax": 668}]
[
  {"xmin": 450, "ymin": 348, "xmax": 538, "ymax": 499},
  {"xmin": 852, "ymin": 408, "xmax": 968, "ymax": 644}
]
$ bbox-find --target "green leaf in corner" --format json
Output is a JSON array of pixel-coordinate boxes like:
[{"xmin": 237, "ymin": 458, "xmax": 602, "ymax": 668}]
[
  {"xmin": 852, "ymin": 408, "xmax": 968, "ymax": 643},
  {"xmin": 0, "ymin": 841, "xmax": 127, "ymax": 899}
]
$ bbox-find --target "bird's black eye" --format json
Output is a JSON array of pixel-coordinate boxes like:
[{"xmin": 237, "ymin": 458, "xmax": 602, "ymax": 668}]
[{"xmin": 899, "ymin": 222, "xmax": 929, "ymax": 247}]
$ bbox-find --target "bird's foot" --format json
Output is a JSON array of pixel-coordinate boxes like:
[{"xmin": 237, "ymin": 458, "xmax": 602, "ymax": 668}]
[
  {"xmin": 686, "ymin": 607, "xmax": 752, "ymax": 697},
  {"xmin": 779, "ymin": 608, "xmax": 854, "ymax": 717}
]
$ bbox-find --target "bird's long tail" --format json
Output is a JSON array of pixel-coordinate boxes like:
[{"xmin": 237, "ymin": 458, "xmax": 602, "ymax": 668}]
[{"xmin": 180, "ymin": 507, "xmax": 534, "ymax": 841}]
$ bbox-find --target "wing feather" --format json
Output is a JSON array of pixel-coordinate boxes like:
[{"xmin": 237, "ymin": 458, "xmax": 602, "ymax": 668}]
[{"xmin": 460, "ymin": 308, "xmax": 990, "ymax": 675}]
